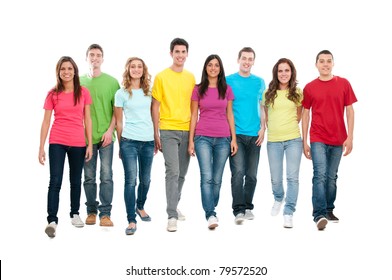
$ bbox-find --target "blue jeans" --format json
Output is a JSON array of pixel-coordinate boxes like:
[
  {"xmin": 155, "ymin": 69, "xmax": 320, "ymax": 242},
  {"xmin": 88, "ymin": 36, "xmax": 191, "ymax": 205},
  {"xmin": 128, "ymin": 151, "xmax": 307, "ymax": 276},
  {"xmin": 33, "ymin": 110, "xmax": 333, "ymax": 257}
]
[
  {"xmin": 195, "ymin": 136, "xmax": 231, "ymax": 220},
  {"xmin": 267, "ymin": 137, "xmax": 302, "ymax": 215},
  {"xmin": 229, "ymin": 134, "xmax": 261, "ymax": 216},
  {"xmin": 160, "ymin": 130, "xmax": 190, "ymax": 219},
  {"xmin": 120, "ymin": 138, "xmax": 154, "ymax": 224},
  {"xmin": 47, "ymin": 144, "xmax": 86, "ymax": 224},
  {"xmin": 310, "ymin": 142, "xmax": 343, "ymax": 222},
  {"xmin": 83, "ymin": 141, "xmax": 114, "ymax": 218}
]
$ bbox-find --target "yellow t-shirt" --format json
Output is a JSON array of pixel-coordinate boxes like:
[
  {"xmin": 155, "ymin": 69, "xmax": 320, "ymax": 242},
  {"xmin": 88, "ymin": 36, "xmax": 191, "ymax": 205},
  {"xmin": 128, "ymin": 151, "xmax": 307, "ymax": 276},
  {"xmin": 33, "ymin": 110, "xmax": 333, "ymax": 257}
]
[
  {"xmin": 152, "ymin": 68, "xmax": 195, "ymax": 131},
  {"xmin": 262, "ymin": 88, "xmax": 303, "ymax": 142}
]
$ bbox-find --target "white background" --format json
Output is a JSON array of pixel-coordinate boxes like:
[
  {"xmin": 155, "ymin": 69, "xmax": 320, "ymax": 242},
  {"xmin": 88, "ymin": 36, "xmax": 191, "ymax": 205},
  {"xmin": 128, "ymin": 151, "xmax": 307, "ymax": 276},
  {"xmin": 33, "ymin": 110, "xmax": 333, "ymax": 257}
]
[{"xmin": 1, "ymin": 0, "xmax": 391, "ymax": 279}]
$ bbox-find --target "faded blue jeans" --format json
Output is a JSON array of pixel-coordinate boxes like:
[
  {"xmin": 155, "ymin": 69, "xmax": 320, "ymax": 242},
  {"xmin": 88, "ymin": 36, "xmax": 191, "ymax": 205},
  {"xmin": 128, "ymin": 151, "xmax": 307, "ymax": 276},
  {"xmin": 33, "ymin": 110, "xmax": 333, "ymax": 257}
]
[
  {"xmin": 267, "ymin": 137, "xmax": 302, "ymax": 215},
  {"xmin": 120, "ymin": 138, "xmax": 154, "ymax": 224},
  {"xmin": 160, "ymin": 130, "xmax": 190, "ymax": 219},
  {"xmin": 310, "ymin": 142, "xmax": 343, "ymax": 222},
  {"xmin": 47, "ymin": 144, "xmax": 86, "ymax": 224},
  {"xmin": 229, "ymin": 134, "xmax": 261, "ymax": 216},
  {"xmin": 194, "ymin": 136, "xmax": 231, "ymax": 220},
  {"xmin": 83, "ymin": 141, "xmax": 114, "ymax": 218}
]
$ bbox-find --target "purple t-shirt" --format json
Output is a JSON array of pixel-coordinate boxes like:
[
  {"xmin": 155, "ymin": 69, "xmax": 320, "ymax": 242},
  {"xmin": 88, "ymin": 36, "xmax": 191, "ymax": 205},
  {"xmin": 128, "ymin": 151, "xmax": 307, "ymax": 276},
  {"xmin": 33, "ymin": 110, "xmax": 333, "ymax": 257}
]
[{"xmin": 191, "ymin": 85, "xmax": 234, "ymax": 137}]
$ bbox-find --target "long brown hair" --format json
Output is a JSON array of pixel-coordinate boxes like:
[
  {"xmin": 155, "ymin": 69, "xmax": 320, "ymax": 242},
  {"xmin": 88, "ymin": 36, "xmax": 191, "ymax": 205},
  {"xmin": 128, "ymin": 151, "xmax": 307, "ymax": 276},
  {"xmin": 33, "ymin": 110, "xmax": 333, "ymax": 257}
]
[
  {"xmin": 264, "ymin": 58, "xmax": 301, "ymax": 107},
  {"xmin": 51, "ymin": 56, "xmax": 82, "ymax": 106}
]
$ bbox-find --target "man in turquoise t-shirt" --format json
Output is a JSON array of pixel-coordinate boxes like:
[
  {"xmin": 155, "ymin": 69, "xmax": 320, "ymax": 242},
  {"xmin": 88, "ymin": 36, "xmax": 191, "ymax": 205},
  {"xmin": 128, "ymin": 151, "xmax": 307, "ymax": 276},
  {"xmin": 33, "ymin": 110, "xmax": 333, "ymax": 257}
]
[
  {"xmin": 80, "ymin": 44, "xmax": 120, "ymax": 227},
  {"xmin": 226, "ymin": 47, "xmax": 266, "ymax": 225}
]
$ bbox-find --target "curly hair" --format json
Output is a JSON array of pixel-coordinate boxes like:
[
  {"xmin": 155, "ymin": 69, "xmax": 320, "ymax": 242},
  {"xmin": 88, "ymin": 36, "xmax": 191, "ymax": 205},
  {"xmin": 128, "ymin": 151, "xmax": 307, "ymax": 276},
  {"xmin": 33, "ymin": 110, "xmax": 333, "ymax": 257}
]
[{"xmin": 122, "ymin": 57, "xmax": 152, "ymax": 96}]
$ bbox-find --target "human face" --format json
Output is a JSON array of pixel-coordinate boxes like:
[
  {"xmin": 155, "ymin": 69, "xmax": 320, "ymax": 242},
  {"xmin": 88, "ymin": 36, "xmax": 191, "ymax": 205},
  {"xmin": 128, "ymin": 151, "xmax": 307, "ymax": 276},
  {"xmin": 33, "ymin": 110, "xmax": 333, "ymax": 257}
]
[
  {"xmin": 86, "ymin": 48, "xmax": 103, "ymax": 70},
  {"xmin": 59, "ymin": 61, "xmax": 75, "ymax": 83},
  {"xmin": 238, "ymin": 51, "xmax": 254, "ymax": 75},
  {"xmin": 206, "ymin": 58, "xmax": 220, "ymax": 79},
  {"xmin": 316, "ymin": 54, "xmax": 334, "ymax": 79},
  {"xmin": 129, "ymin": 59, "xmax": 144, "ymax": 80},
  {"xmin": 171, "ymin": 45, "xmax": 188, "ymax": 67},
  {"xmin": 277, "ymin": 63, "xmax": 291, "ymax": 89}
]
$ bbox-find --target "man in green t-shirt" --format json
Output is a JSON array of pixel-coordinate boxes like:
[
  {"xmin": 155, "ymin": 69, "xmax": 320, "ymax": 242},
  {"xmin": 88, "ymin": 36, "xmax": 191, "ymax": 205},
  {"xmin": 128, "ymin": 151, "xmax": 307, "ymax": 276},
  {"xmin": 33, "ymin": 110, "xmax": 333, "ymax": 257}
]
[{"xmin": 80, "ymin": 44, "xmax": 120, "ymax": 227}]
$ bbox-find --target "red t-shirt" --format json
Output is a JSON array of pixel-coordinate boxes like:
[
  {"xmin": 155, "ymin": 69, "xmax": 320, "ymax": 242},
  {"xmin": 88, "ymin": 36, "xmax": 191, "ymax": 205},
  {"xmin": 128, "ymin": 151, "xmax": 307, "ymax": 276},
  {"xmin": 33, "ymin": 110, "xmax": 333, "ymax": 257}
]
[
  {"xmin": 302, "ymin": 76, "xmax": 357, "ymax": 145},
  {"xmin": 44, "ymin": 87, "xmax": 92, "ymax": 147}
]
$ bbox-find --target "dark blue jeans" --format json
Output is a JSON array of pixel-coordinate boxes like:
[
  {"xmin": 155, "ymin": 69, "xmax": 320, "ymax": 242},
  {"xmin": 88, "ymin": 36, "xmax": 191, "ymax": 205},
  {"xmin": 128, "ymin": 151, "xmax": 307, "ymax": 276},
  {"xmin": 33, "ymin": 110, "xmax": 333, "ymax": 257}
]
[
  {"xmin": 120, "ymin": 138, "xmax": 154, "ymax": 224},
  {"xmin": 310, "ymin": 142, "xmax": 343, "ymax": 222},
  {"xmin": 229, "ymin": 134, "xmax": 261, "ymax": 216},
  {"xmin": 47, "ymin": 144, "xmax": 86, "ymax": 224}
]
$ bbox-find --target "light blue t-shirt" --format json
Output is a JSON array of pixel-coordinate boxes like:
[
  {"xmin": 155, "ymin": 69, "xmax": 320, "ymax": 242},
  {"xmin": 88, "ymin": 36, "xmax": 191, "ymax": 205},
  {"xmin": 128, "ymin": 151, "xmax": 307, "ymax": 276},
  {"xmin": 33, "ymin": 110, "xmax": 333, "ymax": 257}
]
[
  {"xmin": 226, "ymin": 72, "xmax": 266, "ymax": 136},
  {"xmin": 114, "ymin": 88, "xmax": 153, "ymax": 141}
]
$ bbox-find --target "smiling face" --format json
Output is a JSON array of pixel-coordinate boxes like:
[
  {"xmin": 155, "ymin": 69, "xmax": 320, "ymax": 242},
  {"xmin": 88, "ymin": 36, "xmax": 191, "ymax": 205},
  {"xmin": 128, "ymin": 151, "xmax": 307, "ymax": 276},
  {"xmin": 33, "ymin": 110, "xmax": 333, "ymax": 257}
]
[
  {"xmin": 316, "ymin": 53, "xmax": 334, "ymax": 79},
  {"xmin": 171, "ymin": 45, "xmax": 188, "ymax": 68},
  {"xmin": 86, "ymin": 48, "xmax": 104, "ymax": 70},
  {"xmin": 238, "ymin": 51, "xmax": 255, "ymax": 76},
  {"xmin": 128, "ymin": 59, "xmax": 144, "ymax": 80},
  {"xmin": 206, "ymin": 58, "xmax": 220, "ymax": 79},
  {"xmin": 59, "ymin": 61, "xmax": 75, "ymax": 83},
  {"xmin": 277, "ymin": 62, "xmax": 291, "ymax": 89}
]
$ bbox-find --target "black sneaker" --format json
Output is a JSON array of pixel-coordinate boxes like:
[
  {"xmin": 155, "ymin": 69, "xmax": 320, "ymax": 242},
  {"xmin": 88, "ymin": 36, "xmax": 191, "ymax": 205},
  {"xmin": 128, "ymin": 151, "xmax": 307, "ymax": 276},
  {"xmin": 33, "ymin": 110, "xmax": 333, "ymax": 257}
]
[{"xmin": 326, "ymin": 212, "xmax": 339, "ymax": 223}]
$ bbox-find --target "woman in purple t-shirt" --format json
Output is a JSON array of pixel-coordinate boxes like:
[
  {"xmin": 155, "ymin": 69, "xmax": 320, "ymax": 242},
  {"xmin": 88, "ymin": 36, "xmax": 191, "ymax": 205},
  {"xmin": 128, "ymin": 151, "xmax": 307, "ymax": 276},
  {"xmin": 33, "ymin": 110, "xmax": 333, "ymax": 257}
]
[{"xmin": 188, "ymin": 54, "xmax": 237, "ymax": 230}]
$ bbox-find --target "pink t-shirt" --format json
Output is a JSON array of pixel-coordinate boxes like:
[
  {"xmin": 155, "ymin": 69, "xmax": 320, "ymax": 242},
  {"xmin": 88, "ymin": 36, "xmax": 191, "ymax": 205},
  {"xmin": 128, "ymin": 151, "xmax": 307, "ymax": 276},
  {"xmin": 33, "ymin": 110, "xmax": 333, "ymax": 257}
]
[
  {"xmin": 191, "ymin": 85, "xmax": 234, "ymax": 137},
  {"xmin": 302, "ymin": 76, "xmax": 357, "ymax": 145},
  {"xmin": 44, "ymin": 87, "xmax": 92, "ymax": 147}
]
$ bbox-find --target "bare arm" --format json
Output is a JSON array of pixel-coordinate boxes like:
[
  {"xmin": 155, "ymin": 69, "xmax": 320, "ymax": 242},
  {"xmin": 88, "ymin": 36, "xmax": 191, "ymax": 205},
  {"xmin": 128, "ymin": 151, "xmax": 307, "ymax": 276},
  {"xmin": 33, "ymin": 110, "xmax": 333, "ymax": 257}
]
[
  {"xmin": 38, "ymin": 110, "xmax": 52, "ymax": 165},
  {"xmin": 256, "ymin": 103, "xmax": 267, "ymax": 146},
  {"xmin": 114, "ymin": 106, "xmax": 123, "ymax": 158},
  {"xmin": 101, "ymin": 113, "xmax": 116, "ymax": 147},
  {"xmin": 343, "ymin": 105, "xmax": 355, "ymax": 156},
  {"xmin": 84, "ymin": 105, "xmax": 93, "ymax": 162},
  {"xmin": 151, "ymin": 97, "xmax": 161, "ymax": 152},
  {"xmin": 227, "ymin": 100, "xmax": 238, "ymax": 156},
  {"xmin": 188, "ymin": 100, "xmax": 198, "ymax": 156},
  {"xmin": 302, "ymin": 108, "xmax": 311, "ymax": 159},
  {"xmin": 297, "ymin": 105, "xmax": 303, "ymax": 123}
]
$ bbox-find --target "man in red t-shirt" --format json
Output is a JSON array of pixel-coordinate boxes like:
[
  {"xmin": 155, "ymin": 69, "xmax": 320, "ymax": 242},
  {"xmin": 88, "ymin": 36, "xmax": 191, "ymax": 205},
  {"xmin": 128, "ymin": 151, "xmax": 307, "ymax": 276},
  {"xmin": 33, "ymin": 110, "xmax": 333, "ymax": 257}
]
[{"xmin": 302, "ymin": 50, "xmax": 357, "ymax": 231}]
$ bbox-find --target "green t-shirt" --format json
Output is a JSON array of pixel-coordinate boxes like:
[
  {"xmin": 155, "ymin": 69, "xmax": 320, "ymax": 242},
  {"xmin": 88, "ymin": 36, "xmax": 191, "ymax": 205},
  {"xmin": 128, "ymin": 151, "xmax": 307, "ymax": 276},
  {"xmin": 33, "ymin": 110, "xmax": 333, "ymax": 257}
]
[{"xmin": 80, "ymin": 73, "xmax": 120, "ymax": 144}]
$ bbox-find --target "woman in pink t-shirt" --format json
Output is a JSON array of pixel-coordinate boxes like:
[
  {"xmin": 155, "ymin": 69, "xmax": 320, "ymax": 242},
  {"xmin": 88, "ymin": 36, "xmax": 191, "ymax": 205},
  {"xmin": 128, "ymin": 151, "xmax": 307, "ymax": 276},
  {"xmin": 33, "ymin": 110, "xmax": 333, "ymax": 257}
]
[
  {"xmin": 39, "ymin": 56, "xmax": 92, "ymax": 238},
  {"xmin": 188, "ymin": 54, "xmax": 237, "ymax": 230}
]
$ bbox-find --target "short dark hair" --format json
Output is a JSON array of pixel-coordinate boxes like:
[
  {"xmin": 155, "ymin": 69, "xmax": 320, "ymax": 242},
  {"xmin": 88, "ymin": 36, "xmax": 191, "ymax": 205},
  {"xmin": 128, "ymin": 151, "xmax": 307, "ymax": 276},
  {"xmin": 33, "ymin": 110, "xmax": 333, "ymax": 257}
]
[
  {"xmin": 316, "ymin": 50, "xmax": 333, "ymax": 62},
  {"xmin": 238, "ymin": 47, "xmax": 256, "ymax": 60},
  {"xmin": 170, "ymin": 38, "xmax": 189, "ymax": 52},
  {"xmin": 86, "ymin": 44, "xmax": 104, "ymax": 57}
]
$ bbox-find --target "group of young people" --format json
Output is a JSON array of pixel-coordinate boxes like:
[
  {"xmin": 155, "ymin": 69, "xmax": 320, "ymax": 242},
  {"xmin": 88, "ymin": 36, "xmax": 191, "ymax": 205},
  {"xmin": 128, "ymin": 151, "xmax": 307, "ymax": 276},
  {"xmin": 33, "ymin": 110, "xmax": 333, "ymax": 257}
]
[{"xmin": 38, "ymin": 38, "xmax": 357, "ymax": 238}]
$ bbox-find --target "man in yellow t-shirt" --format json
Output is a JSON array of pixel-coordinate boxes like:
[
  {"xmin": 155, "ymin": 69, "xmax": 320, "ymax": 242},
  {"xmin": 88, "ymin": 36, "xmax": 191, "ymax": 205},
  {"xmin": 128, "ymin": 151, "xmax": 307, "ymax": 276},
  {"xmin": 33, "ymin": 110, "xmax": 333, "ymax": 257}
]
[{"xmin": 151, "ymin": 38, "xmax": 196, "ymax": 232}]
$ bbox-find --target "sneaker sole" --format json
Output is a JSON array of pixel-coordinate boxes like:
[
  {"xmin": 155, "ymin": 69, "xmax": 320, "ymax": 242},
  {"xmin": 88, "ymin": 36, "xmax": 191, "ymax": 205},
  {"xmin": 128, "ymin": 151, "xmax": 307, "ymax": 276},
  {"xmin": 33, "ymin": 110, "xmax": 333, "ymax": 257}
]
[
  {"xmin": 208, "ymin": 223, "xmax": 218, "ymax": 230},
  {"xmin": 167, "ymin": 228, "xmax": 177, "ymax": 232},
  {"xmin": 72, "ymin": 224, "xmax": 85, "ymax": 228},
  {"xmin": 317, "ymin": 219, "xmax": 328, "ymax": 230},
  {"xmin": 45, "ymin": 227, "xmax": 56, "ymax": 237}
]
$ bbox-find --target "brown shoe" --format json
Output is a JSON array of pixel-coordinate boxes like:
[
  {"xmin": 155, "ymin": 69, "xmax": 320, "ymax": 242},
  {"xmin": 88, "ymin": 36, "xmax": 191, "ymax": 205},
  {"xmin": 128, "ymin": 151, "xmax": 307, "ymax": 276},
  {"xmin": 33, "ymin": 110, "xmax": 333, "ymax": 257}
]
[
  {"xmin": 100, "ymin": 216, "xmax": 114, "ymax": 227},
  {"xmin": 85, "ymin": 213, "xmax": 97, "ymax": 225}
]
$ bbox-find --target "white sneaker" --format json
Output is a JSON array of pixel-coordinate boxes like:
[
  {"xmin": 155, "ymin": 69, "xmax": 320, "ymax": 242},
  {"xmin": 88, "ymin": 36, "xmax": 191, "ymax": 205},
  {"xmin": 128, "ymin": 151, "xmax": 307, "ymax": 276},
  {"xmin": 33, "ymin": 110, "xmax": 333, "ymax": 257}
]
[
  {"xmin": 71, "ymin": 214, "xmax": 85, "ymax": 228},
  {"xmin": 234, "ymin": 213, "xmax": 245, "ymax": 225},
  {"xmin": 283, "ymin": 215, "xmax": 293, "ymax": 228},
  {"xmin": 244, "ymin": 209, "xmax": 255, "ymax": 220},
  {"xmin": 271, "ymin": 200, "xmax": 283, "ymax": 216},
  {"xmin": 177, "ymin": 209, "xmax": 186, "ymax": 221},
  {"xmin": 207, "ymin": 216, "xmax": 219, "ymax": 229},
  {"xmin": 45, "ymin": 222, "xmax": 57, "ymax": 237},
  {"xmin": 167, "ymin": 217, "xmax": 177, "ymax": 232}
]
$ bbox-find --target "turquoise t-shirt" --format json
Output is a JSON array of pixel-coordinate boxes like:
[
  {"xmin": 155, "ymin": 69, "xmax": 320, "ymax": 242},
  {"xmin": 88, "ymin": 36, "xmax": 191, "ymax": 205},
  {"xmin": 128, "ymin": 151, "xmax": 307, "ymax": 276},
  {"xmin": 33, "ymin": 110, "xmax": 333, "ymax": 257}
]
[
  {"xmin": 114, "ymin": 88, "xmax": 153, "ymax": 141},
  {"xmin": 226, "ymin": 73, "xmax": 265, "ymax": 136},
  {"xmin": 80, "ymin": 73, "xmax": 120, "ymax": 144}
]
